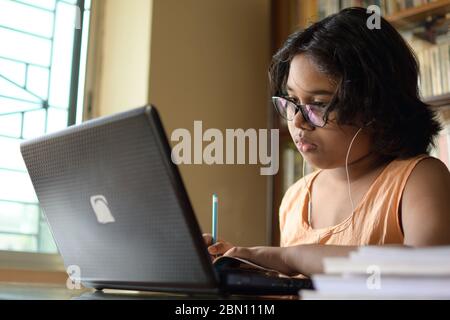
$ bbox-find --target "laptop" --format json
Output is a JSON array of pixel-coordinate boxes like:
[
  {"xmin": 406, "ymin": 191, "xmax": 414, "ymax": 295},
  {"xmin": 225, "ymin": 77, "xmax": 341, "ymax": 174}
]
[{"xmin": 20, "ymin": 106, "xmax": 313, "ymax": 296}]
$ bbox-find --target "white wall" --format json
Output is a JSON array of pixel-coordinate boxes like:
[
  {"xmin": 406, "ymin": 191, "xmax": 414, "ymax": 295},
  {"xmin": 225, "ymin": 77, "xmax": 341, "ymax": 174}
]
[
  {"xmin": 95, "ymin": 0, "xmax": 152, "ymax": 116},
  {"xmin": 149, "ymin": 0, "xmax": 272, "ymax": 246},
  {"xmin": 91, "ymin": 0, "xmax": 272, "ymax": 246}
]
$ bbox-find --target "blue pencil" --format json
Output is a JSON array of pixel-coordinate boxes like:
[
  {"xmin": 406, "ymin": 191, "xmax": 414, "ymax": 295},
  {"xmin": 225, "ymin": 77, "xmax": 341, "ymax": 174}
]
[{"xmin": 212, "ymin": 194, "xmax": 218, "ymax": 244}]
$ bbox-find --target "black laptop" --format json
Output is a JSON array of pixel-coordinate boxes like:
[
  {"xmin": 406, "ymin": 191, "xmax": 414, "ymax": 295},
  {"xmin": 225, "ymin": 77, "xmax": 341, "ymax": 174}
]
[{"xmin": 20, "ymin": 106, "xmax": 313, "ymax": 296}]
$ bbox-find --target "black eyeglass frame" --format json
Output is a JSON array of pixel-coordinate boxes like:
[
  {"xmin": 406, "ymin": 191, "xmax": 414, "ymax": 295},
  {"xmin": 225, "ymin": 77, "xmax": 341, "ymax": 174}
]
[{"xmin": 271, "ymin": 96, "xmax": 332, "ymax": 128}]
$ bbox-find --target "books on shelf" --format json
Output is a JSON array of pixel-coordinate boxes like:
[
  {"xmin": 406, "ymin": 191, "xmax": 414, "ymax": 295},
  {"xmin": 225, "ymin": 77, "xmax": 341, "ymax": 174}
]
[
  {"xmin": 318, "ymin": 0, "xmax": 380, "ymax": 20},
  {"xmin": 430, "ymin": 121, "xmax": 450, "ymax": 170},
  {"xmin": 300, "ymin": 246, "xmax": 450, "ymax": 299},
  {"xmin": 409, "ymin": 35, "xmax": 450, "ymax": 98},
  {"xmin": 318, "ymin": 0, "xmax": 443, "ymax": 19},
  {"xmin": 316, "ymin": 0, "xmax": 450, "ymax": 99},
  {"xmin": 390, "ymin": 0, "xmax": 442, "ymax": 14},
  {"xmin": 318, "ymin": 0, "xmax": 341, "ymax": 20}
]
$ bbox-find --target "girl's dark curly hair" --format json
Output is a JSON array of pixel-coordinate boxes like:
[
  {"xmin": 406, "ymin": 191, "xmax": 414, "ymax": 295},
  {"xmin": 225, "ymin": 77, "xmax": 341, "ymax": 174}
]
[{"xmin": 269, "ymin": 7, "xmax": 441, "ymax": 159}]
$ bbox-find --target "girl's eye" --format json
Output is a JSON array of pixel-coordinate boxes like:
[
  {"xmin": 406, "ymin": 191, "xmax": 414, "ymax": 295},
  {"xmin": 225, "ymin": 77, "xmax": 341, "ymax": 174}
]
[
  {"xmin": 309, "ymin": 102, "xmax": 328, "ymax": 108},
  {"xmin": 287, "ymin": 96, "xmax": 299, "ymax": 103}
]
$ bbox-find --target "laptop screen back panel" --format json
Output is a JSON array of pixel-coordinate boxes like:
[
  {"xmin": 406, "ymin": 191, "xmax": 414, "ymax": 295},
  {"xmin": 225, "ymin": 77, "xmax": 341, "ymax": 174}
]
[{"xmin": 20, "ymin": 106, "xmax": 218, "ymax": 293}]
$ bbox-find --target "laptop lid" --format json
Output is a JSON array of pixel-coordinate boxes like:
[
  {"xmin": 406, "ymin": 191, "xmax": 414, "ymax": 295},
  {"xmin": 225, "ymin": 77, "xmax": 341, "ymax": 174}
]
[{"xmin": 20, "ymin": 106, "xmax": 219, "ymax": 293}]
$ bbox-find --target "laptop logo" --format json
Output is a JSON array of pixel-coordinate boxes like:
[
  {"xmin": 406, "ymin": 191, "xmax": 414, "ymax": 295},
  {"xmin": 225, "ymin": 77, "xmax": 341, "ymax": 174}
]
[{"xmin": 90, "ymin": 195, "xmax": 115, "ymax": 224}]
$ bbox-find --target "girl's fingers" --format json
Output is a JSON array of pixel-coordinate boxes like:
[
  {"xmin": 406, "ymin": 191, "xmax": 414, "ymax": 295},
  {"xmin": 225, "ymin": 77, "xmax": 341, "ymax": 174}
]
[
  {"xmin": 208, "ymin": 242, "xmax": 224, "ymax": 254},
  {"xmin": 208, "ymin": 241, "xmax": 233, "ymax": 255},
  {"xmin": 202, "ymin": 233, "xmax": 213, "ymax": 246}
]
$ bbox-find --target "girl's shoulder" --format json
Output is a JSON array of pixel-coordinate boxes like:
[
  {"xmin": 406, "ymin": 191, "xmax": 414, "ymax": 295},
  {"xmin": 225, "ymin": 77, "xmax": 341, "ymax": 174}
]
[
  {"xmin": 400, "ymin": 156, "xmax": 450, "ymax": 245},
  {"xmin": 403, "ymin": 155, "xmax": 450, "ymax": 190},
  {"xmin": 382, "ymin": 154, "xmax": 448, "ymax": 185}
]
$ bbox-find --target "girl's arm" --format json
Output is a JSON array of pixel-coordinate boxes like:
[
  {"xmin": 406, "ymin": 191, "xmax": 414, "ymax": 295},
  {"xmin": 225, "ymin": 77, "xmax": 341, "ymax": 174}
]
[
  {"xmin": 225, "ymin": 158, "xmax": 450, "ymax": 276},
  {"xmin": 224, "ymin": 244, "xmax": 358, "ymax": 276},
  {"xmin": 401, "ymin": 158, "xmax": 450, "ymax": 246}
]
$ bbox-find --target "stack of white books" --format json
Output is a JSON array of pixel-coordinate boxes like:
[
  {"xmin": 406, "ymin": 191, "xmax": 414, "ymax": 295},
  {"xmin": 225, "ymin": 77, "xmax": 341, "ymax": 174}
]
[{"xmin": 300, "ymin": 246, "xmax": 450, "ymax": 300}]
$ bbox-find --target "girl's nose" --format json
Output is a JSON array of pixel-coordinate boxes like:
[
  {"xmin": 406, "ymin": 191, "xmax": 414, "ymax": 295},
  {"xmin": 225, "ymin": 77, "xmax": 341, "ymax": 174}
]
[{"xmin": 293, "ymin": 108, "xmax": 314, "ymax": 131}]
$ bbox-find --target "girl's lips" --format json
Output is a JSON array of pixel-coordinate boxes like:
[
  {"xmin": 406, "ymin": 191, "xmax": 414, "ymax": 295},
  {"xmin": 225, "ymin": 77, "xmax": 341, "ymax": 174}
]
[{"xmin": 295, "ymin": 138, "xmax": 317, "ymax": 153}]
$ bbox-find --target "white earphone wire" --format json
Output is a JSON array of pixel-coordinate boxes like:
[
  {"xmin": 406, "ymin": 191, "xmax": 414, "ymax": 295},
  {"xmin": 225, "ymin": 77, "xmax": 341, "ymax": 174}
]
[
  {"xmin": 302, "ymin": 159, "xmax": 312, "ymax": 226},
  {"xmin": 345, "ymin": 127, "xmax": 363, "ymax": 217},
  {"xmin": 303, "ymin": 127, "xmax": 364, "ymax": 229}
]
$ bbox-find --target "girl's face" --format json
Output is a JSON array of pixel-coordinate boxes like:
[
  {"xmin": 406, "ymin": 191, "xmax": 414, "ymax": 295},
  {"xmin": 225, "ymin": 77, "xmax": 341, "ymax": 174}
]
[{"xmin": 286, "ymin": 54, "xmax": 372, "ymax": 169}]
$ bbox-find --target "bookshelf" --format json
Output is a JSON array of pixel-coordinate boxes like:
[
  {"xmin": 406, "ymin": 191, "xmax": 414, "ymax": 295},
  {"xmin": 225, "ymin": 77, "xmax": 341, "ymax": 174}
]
[
  {"xmin": 425, "ymin": 92, "xmax": 450, "ymax": 107},
  {"xmin": 386, "ymin": 0, "xmax": 450, "ymax": 29},
  {"xmin": 270, "ymin": 0, "xmax": 450, "ymax": 245}
]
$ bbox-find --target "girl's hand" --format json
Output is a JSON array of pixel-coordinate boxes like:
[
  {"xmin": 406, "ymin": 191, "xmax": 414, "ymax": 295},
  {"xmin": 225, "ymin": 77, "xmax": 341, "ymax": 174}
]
[
  {"xmin": 202, "ymin": 233, "xmax": 234, "ymax": 257},
  {"xmin": 223, "ymin": 246, "xmax": 297, "ymax": 276}
]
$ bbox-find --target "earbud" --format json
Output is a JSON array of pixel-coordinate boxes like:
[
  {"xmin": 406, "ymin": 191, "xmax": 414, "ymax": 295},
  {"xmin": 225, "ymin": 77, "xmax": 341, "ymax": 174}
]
[{"xmin": 365, "ymin": 119, "xmax": 375, "ymax": 127}]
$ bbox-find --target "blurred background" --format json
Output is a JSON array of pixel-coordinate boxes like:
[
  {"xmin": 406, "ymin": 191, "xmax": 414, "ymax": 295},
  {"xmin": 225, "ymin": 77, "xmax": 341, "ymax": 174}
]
[{"xmin": 0, "ymin": 0, "xmax": 448, "ymax": 285}]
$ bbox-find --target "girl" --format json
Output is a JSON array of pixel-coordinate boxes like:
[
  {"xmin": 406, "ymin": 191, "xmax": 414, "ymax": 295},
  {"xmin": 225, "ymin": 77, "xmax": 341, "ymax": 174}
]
[{"xmin": 204, "ymin": 7, "xmax": 450, "ymax": 277}]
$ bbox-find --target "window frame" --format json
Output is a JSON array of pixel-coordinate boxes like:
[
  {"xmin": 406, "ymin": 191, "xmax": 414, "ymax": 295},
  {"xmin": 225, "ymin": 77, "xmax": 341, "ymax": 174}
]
[{"xmin": 0, "ymin": 0, "xmax": 93, "ymax": 273}]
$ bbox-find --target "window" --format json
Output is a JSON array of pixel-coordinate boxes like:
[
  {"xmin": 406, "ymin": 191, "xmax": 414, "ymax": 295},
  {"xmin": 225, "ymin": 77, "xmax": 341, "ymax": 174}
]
[{"xmin": 0, "ymin": 0, "xmax": 91, "ymax": 253}]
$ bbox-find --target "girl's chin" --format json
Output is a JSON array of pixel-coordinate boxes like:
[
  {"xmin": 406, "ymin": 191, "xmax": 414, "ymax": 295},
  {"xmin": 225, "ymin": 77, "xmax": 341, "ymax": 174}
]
[{"xmin": 300, "ymin": 152, "xmax": 332, "ymax": 170}]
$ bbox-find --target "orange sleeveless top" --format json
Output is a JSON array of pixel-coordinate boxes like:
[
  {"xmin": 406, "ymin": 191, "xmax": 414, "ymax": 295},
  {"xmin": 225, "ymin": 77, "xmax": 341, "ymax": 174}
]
[{"xmin": 279, "ymin": 154, "xmax": 431, "ymax": 247}]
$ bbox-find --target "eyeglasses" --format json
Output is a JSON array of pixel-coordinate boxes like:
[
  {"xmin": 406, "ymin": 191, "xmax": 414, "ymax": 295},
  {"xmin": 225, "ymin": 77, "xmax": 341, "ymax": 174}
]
[{"xmin": 272, "ymin": 96, "xmax": 331, "ymax": 128}]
